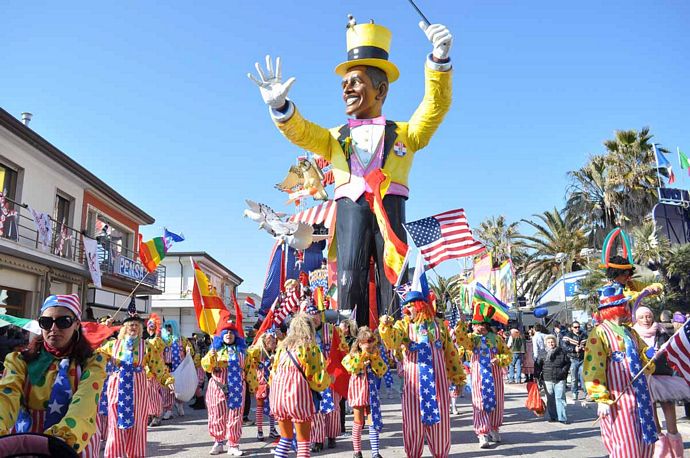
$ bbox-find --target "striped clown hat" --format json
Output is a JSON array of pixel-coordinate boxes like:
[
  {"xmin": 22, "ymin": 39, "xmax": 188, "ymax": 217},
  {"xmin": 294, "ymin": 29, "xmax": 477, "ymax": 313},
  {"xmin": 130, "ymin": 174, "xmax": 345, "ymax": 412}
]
[
  {"xmin": 41, "ymin": 294, "xmax": 82, "ymax": 320},
  {"xmin": 597, "ymin": 282, "xmax": 631, "ymax": 310},
  {"xmin": 304, "ymin": 304, "xmax": 320, "ymax": 316}
]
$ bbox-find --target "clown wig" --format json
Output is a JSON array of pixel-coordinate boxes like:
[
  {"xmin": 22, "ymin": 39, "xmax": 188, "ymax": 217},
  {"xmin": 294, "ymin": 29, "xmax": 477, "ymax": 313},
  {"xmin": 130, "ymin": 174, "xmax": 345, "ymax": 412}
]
[
  {"xmin": 595, "ymin": 304, "xmax": 631, "ymax": 323},
  {"xmin": 212, "ymin": 327, "xmax": 247, "ymax": 353},
  {"xmin": 403, "ymin": 299, "xmax": 436, "ymax": 322},
  {"xmin": 279, "ymin": 312, "xmax": 315, "ymax": 351},
  {"xmin": 147, "ymin": 313, "xmax": 162, "ymax": 336}
]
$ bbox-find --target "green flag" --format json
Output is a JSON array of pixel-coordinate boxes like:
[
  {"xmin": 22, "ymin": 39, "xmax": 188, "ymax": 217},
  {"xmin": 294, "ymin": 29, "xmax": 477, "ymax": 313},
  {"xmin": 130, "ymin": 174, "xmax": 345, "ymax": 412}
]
[{"xmin": 679, "ymin": 149, "xmax": 690, "ymax": 171}]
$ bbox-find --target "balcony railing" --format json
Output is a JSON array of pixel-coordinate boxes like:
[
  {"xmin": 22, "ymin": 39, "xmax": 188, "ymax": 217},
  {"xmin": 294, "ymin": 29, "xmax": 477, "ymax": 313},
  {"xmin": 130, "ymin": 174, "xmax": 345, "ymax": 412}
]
[
  {"xmin": 1, "ymin": 201, "xmax": 84, "ymax": 264},
  {"xmin": 1, "ymin": 197, "xmax": 165, "ymax": 291},
  {"xmin": 96, "ymin": 241, "xmax": 166, "ymax": 291}
]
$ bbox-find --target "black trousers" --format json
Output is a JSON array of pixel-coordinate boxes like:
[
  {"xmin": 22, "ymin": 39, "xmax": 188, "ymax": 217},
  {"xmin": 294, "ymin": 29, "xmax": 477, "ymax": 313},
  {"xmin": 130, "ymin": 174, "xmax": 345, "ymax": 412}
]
[{"xmin": 336, "ymin": 194, "xmax": 407, "ymax": 327}]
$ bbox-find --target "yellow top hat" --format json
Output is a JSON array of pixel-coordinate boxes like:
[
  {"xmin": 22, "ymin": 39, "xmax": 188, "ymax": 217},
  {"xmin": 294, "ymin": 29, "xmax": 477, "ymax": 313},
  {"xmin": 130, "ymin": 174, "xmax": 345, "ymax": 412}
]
[{"xmin": 334, "ymin": 22, "xmax": 400, "ymax": 83}]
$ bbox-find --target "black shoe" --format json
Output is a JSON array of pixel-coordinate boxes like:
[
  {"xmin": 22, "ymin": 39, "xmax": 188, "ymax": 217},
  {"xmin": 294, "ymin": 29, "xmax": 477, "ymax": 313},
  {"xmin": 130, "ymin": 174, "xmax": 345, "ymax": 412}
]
[
  {"xmin": 353, "ymin": 453, "xmax": 363, "ymax": 458},
  {"xmin": 327, "ymin": 438, "xmax": 336, "ymax": 449},
  {"xmin": 310, "ymin": 442, "xmax": 323, "ymax": 453},
  {"xmin": 372, "ymin": 455, "xmax": 383, "ymax": 458}
]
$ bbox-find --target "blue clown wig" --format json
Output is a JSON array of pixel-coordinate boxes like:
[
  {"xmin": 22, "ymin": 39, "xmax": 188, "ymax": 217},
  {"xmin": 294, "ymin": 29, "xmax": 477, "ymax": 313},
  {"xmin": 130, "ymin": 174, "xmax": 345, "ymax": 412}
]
[
  {"xmin": 212, "ymin": 329, "xmax": 247, "ymax": 354},
  {"xmin": 161, "ymin": 320, "xmax": 181, "ymax": 344}
]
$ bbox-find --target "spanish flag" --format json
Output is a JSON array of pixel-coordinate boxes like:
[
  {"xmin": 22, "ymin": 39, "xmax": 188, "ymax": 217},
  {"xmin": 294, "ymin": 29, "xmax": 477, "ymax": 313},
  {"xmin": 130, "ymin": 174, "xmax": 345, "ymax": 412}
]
[
  {"xmin": 364, "ymin": 169, "xmax": 409, "ymax": 284},
  {"xmin": 192, "ymin": 261, "xmax": 228, "ymax": 335}
]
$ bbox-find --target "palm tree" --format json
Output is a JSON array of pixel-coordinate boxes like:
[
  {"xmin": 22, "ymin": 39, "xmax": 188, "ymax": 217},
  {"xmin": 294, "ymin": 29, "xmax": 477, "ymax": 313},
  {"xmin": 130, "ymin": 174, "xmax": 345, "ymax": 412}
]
[
  {"xmin": 603, "ymin": 128, "xmax": 666, "ymax": 229},
  {"xmin": 475, "ymin": 215, "xmax": 522, "ymax": 264},
  {"xmin": 518, "ymin": 208, "xmax": 588, "ymax": 301},
  {"xmin": 630, "ymin": 221, "xmax": 671, "ymax": 271},
  {"xmin": 565, "ymin": 154, "xmax": 617, "ymax": 246},
  {"xmin": 428, "ymin": 275, "xmax": 453, "ymax": 313}
]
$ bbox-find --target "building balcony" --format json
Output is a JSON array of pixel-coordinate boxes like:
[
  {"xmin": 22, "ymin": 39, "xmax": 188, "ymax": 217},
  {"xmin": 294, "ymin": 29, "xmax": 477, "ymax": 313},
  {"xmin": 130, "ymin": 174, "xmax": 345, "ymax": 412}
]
[{"xmin": 96, "ymin": 241, "xmax": 165, "ymax": 293}]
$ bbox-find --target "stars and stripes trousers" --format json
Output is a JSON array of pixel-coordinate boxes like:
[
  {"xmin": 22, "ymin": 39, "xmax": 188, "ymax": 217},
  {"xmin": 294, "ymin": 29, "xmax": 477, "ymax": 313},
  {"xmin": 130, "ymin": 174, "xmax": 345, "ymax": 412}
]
[
  {"xmin": 206, "ymin": 370, "xmax": 244, "ymax": 447},
  {"xmin": 269, "ymin": 360, "xmax": 316, "ymax": 423},
  {"xmin": 162, "ymin": 386, "xmax": 176, "ymax": 412},
  {"xmin": 146, "ymin": 377, "xmax": 163, "ymax": 417},
  {"xmin": 599, "ymin": 325, "xmax": 654, "ymax": 458},
  {"xmin": 325, "ymin": 393, "xmax": 342, "ymax": 438},
  {"xmin": 470, "ymin": 354, "xmax": 504, "ymax": 436},
  {"xmin": 311, "ymin": 413, "xmax": 325, "ymax": 443},
  {"xmin": 104, "ymin": 370, "xmax": 148, "ymax": 458},
  {"xmin": 401, "ymin": 345, "xmax": 451, "ymax": 458}
]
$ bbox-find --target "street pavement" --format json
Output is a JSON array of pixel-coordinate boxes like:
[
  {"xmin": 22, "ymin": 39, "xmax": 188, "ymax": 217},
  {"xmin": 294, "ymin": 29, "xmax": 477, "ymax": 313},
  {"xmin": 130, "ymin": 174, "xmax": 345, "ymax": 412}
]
[{"xmin": 146, "ymin": 383, "xmax": 690, "ymax": 457}]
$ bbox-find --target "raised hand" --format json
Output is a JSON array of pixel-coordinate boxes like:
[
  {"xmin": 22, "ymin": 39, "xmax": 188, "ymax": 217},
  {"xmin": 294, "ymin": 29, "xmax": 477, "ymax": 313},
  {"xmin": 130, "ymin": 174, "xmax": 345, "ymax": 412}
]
[
  {"xmin": 247, "ymin": 55, "xmax": 296, "ymax": 110},
  {"xmin": 419, "ymin": 22, "xmax": 453, "ymax": 61}
]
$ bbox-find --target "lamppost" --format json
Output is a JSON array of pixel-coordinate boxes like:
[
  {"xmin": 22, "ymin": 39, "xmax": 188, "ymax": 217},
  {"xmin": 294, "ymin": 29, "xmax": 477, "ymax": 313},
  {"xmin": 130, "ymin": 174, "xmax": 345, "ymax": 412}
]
[{"xmin": 555, "ymin": 252, "xmax": 569, "ymax": 323}]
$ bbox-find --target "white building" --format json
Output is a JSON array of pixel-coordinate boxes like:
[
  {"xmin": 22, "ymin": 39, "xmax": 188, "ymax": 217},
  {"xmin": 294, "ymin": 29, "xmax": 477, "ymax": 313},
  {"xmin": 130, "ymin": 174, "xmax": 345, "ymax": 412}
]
[
  {"xmin": 236, "ymin": 291, "xmax": 261, "ymax": 328},
  {"xmin": 0, "ymin": 108, "xmax": 163, "ymax": 318},
  {"xmin": 150, "ymin": 252, "xmax": 243, "ymax": 337}
]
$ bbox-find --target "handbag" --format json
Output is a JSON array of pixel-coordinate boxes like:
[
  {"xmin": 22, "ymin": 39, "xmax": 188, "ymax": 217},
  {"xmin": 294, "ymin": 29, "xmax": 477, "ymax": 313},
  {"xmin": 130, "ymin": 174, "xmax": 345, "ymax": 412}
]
[{"xmin": 286, "ymin": 350, "xmax": 322, "ymax": 411}]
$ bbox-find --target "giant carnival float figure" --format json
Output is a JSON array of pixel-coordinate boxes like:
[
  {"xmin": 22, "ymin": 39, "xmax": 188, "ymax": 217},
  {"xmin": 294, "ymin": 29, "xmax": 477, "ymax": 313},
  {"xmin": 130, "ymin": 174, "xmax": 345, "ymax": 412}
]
[{"xmin": 249, "ymin": 16, "xmax": 453, "ymax": 326}]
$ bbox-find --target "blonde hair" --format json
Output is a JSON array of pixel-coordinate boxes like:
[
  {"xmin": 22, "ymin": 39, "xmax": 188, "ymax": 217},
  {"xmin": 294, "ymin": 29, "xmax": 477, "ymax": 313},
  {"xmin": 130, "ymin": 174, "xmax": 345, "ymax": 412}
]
[
  {"xmin": 544, "ymin": 334, "xmax": 558, "ymax": 345},
  {"xmin": 350, "ymin": 326, "xmax": 376, "ymax": 356},
  {"xmin": 253, "ymin": 331, "xmax": 277, "ymax": 355},
  {"xmin": 118, "ymin": 320, "xmax": 143, "ymax": 340},
  {"xmin": 280, "ymin": 313, "xmax": 315, "ymax": 351},
  {"xmin": 340, "ymin": 319, "xmax": 358, "ymax": 337}
]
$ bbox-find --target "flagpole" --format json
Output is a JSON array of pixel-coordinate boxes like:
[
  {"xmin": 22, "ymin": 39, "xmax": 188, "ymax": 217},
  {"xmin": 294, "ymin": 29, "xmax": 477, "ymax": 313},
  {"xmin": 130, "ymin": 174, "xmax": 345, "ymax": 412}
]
[
  {"xmin": 385, "ymin": 247, "xmax": 411, "ymax": 316},
  {"xmin": 110, "ymin": 272, "xmax": 150, "ymax": 320},
  {"xmin": 652, "ymin": 143, "xmax": 665, "ymax": 191}
]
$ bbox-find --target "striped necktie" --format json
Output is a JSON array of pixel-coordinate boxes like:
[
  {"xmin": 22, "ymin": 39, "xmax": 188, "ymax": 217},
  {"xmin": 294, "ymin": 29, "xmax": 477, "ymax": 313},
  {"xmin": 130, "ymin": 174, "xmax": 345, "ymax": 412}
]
[{"xmin": 621, "ymin": 328, "xmax": 658, "ymax": 444}]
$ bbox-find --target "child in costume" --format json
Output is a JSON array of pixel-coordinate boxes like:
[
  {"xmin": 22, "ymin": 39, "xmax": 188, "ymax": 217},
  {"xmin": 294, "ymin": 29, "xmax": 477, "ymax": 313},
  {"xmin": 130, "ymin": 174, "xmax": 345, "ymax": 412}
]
[
  {"xmin": 342, "ymin": 326, "xmax": 388, "ymax": 458},
  {"xmin": 145, "ymin": 313, "xmax": 165, "ymax": 427},
  {"xmin": 585, "ymin": 282, "xmax": 659, "ymax": 457},
  {"xmin": 161, "ymin": 320, "xmax": 193, "ymax": 419},
  {"xmin": 269, "ymin": 312, "xmax": 331, "ymax": 458},
  {"xmin": 0, "ymin": 294, "xmax": 107, "ymax": 457},
  {"xmin": 201, "ymin": 320, "xmax": 250, "ymax": 456},
  {"xmin": 379, "ymin": 291, "xmax": 465, "ymax": 458},
  {"xmin": 304, "ymin": 304, "xmax": 350, "ymax": 452},
  {"xmin": 454, "ymin": 306, "xmax": 511, "ymax": 449},
  {"xmin": 99, "ymin": 314, "xmax": 174, "ymax": 458},
  {"xmin": 245, "ymin": 328, "xmax": 280, "ymax": 441}
]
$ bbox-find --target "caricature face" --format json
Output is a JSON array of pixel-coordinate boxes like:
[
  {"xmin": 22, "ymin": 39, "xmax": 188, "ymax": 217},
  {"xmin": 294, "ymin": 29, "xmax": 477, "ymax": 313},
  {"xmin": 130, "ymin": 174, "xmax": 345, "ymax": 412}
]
[
  {"xmin": 124, "ymin": 321, "xmax": 142, "ymax": 338},
  {"xmin": 472, "ymin": 323, "xmax": 489, "ymax": 335},
  {"xmin": 342, "ymin": 66, "xmax": 386, "ymax": 119}
]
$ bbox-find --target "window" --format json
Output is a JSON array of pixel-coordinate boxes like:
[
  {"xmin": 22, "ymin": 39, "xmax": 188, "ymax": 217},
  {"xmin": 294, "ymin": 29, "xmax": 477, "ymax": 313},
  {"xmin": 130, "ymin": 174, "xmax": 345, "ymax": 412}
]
[
  {"xmin": 0, "ymin": 287, "xmax": 27, "ymax": 318},
  {"xmin": 53, "ymin": 192, "xmax": 73, "ymax": 258},
  {"xmin": 0, "ymin": 163, "xmax": 18, "ymax": 239}
]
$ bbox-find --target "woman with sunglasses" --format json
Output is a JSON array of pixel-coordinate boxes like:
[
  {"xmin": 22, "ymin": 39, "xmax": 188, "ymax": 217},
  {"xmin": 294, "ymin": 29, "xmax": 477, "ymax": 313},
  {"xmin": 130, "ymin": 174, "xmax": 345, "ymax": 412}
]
[
  {"xmin": 379, "ymin": 291, "xmax": 465, "ymax": 458},
  {"xmin": 0, "ymin": 294, "xmax": 108, "ymax": 457},
  {"xmin": 99, "ymin": 314, "xmax": 174, "ymax": 458},
  {"xmin": 342, "ymin": 327, "xmax": 388, "ymax": 458}
]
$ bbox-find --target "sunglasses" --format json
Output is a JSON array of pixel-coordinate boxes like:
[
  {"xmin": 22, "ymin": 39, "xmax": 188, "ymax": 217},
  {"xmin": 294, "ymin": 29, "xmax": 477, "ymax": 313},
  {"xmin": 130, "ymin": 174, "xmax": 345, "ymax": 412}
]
[
  {"xmin": 361, "ymin": 338, "xmax": 376, "ymax": 344},
  {"xmin": 572, "ymin": 326, "xmax": 580, "ymax": 329},
  {"xmin": 38, "ymin": 316, "xmax": 76, "ymax": 330}
]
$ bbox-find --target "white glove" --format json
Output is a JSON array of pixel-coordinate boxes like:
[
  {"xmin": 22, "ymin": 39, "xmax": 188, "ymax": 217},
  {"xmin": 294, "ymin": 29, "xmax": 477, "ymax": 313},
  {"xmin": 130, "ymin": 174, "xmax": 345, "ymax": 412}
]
[
  {"xmin": 420, "ymin": 22, "xmax": 453, "ymax": 61},
  {"xmin": 597, "ymin": 403, "xmax": 611, "ymax": 417},
  {"xmin": 247, "ymin": 55, "xmax": 296, "ymax": 110}
]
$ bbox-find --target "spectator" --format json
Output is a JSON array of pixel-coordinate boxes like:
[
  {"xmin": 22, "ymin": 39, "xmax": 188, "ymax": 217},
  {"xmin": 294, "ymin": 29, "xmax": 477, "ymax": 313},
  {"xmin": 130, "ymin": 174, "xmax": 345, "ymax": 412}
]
[
  {"xmin": 561, "ymin": 321, "xmax": 587, "ymax": 402},
  {"xmin": 532, "ymin": 324, "xmax": 548, "ymax": 374},
  {"xmin": 539, "ymin": 335, "xmax": 570, "ymax": 424},
  {"xmin": 523, "ymin": 329, "xmax": 535, "ymax": 382},
  {"xmin": 506, "ymin": 329, "xmax": 525, "ymax": 383}
]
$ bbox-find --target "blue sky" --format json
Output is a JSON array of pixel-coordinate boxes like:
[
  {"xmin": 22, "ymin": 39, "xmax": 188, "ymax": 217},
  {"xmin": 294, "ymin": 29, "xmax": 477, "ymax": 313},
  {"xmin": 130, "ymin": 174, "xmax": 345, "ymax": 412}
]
[{"xmin": 3, "ymin": 1, "xmax": 689, "ymax": 293}]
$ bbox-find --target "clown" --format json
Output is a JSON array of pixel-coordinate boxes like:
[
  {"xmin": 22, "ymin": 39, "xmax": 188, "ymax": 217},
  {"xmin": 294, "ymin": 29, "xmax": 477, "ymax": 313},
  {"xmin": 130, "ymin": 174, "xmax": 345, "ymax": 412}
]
[
  {"xmin": 454, "ymin": 305, "xmax": 511, "ymax": 449},
  {"xmin": 303, "ymin": 304, "xmax": 350, "ymax": 452},
  {"xmin": 161, "ymin": 320, "xmax": 194, "ymax": 419},
  {"xmin": 0, "ymin": 294, "xmax": 107, "ymax": 457},
  {"xmin": 342, "ymin": 326, "xmax": 388, "ymax": 458},
  {"xmin": 379, "ymin": 291, "xmax": 465, "ymax": 458},
  {"xmin": 249, "ymin": 17, "xmax": 454, "ymax": 326},
  {"xmin": 201, "ymin": 319, "xmax": 251, "ymax": 456},
  {"xmin": 585, "ymin": 282, "xmax": 659, "ymax": 457},
  {"xmin": 99, "ymin": 314, "xmax": 174, "ymax": 458},
  {"xmin": 245, "ymin": 327, "xmax": 280, "ymax": 441},
  {"xmin": 144, "ymin": 313, "xmax": 165, "ymax": 427}
]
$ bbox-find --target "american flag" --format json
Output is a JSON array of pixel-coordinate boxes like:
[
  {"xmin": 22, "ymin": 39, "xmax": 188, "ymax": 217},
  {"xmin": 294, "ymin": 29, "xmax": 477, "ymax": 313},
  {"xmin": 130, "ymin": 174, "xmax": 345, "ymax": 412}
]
[
  {"xmin": 661, "ymin": 320, "xmax": 690, "ymax": 383},
  {"xmin": 403, "ymin": 209, "xmax": 485, "ymax": 269}
]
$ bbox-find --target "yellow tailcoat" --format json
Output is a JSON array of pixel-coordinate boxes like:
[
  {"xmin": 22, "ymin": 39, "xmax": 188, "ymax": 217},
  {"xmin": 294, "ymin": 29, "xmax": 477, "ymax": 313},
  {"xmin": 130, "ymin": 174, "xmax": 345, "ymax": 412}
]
[{"xmin": 274, "ymin": 65, "xmax": 451, "ymax": 192}]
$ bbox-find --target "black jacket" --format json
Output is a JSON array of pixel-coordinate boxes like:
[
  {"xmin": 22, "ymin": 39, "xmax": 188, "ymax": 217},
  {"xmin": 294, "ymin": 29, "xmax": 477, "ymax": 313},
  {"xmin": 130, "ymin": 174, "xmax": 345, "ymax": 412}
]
[
  {"xmin": 539, "ymin": 347, "xmax": 571, "ymax": 382},
  {"xmin": 561, "ymin": 330, "xmax": 587, "ymax": 361}
]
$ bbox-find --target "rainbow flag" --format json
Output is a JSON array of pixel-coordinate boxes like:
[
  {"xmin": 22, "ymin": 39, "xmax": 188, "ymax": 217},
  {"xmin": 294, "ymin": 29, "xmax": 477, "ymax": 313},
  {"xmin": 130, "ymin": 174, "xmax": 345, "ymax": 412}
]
[
  {"xmin": 138, "ymin": 228, "xmax": 184, "ymax": 273},
  {"xmin": 192, "ymin": 261, "xmax": 228, "ymax": 335},
  {"xmin": 473, "ymin": 282, "xmax": 510, "ymax": 324}
]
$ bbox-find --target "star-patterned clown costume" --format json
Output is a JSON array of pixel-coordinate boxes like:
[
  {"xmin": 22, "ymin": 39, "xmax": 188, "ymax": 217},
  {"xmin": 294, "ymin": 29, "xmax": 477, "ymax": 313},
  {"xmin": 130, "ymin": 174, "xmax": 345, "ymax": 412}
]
[
  {"xmin": 0, "ymin": 348, "xmax": 107, "ymax": 457},
  {"xmin": 454, "ymin": 321, "xmax": 511, "ymax": 440},
  {"xmin": 201, "ymin": 341, "xmax": 253, "ymax": 449},
  {"xmin": 380, "ymin": 315, "xmax": 465, "ymax": 458},
  {"xmin": 99, "ymin": 334, "xmax": 173, "ymax": 458},
  {"xmin": 584, "ymin": 320, "xmax": 658, "ymax": 457}
]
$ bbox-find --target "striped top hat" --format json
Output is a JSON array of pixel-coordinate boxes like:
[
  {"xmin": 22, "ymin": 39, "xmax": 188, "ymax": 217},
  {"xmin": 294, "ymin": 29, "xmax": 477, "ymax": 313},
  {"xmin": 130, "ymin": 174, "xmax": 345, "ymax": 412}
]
[
  {"xmin": 335, "ymin": 18, "xmax": 400, "ymax": 83},
  {"xmin": 597, "ymin": 282, "xmax": 631, "ymax": 310},
  {"xmin": 41, "ymin": 294, "xmax": 82, "ymax": 320}
]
